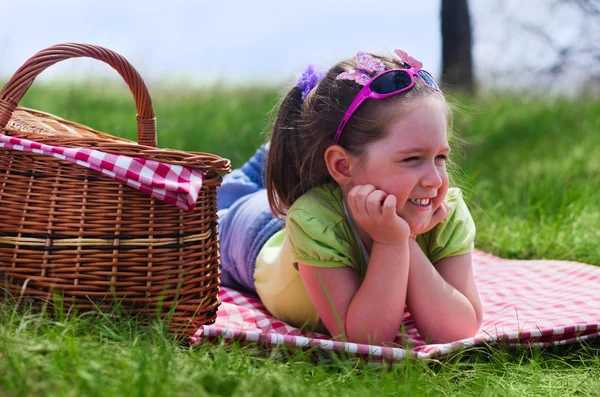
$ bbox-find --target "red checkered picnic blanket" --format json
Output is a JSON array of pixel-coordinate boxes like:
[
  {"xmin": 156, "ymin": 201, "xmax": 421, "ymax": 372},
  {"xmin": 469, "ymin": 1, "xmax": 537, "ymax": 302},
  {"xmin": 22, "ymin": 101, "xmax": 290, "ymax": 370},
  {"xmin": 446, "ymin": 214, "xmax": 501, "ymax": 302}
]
[
  {"xmin": 0, "ymin": 134, "xmax": 203, "ymax": 211},
  {"xmin": 192, "ymin": 250, "xmax": 600, "ymax": 362}
]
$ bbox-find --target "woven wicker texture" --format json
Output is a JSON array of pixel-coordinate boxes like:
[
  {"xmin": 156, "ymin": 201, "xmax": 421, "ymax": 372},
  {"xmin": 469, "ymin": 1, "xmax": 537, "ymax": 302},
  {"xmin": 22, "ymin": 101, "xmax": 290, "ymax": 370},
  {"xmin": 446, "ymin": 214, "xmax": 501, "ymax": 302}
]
[{"xmin": 0, "ymin": 43, "xmax": 231, "ymax": 334}]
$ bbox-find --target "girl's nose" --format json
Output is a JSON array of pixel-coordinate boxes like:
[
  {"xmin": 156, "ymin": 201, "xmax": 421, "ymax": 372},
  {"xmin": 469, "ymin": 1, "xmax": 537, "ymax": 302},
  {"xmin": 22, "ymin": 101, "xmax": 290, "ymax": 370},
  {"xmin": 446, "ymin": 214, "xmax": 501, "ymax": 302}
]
[{"xmin": 421, "ymin": 162, "xmax": 443, "ymax": 188}]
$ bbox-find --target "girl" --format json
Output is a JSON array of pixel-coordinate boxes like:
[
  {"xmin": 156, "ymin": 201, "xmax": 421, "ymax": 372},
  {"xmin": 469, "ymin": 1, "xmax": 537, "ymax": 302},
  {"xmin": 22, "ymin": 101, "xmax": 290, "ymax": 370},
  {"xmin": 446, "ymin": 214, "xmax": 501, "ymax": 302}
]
[{"xmin": 217, "ymin": 50, "xmax": 482, "ymax": 346}]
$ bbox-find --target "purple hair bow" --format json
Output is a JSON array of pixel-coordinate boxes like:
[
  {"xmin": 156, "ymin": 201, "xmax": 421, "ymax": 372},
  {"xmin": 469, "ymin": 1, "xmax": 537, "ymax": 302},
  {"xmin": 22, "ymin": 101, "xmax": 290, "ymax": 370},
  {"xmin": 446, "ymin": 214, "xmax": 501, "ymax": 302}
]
[{"xmin": 296, "ymin": 64, "xmax": 324, "ymax": 100}]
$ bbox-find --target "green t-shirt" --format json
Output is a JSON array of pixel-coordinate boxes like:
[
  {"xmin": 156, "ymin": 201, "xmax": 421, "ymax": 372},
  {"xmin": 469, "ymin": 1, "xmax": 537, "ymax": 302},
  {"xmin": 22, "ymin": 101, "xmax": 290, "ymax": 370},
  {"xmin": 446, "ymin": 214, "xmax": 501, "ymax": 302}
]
[
  {"xmin": 287, "ymin": 184, "xmax": 475, "ymax": 276},
  {"xmin": 253, "ymin": 183, "xmax": 476, "ymax": 331}
]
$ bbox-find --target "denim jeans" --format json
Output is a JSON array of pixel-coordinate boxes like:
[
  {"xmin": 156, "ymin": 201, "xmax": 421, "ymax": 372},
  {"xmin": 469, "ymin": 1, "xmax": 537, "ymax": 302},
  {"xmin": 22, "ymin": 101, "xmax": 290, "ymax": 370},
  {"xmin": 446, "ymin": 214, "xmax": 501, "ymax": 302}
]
[{"xmin": 216, "ymin": 144, "xmax": 285, "ymax": 293}]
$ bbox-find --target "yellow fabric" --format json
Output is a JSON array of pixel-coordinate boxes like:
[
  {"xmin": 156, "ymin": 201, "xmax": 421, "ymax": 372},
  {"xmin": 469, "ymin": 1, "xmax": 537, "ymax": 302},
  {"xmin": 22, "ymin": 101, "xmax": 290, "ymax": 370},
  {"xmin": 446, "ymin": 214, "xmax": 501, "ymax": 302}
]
[{"xmin": 254, "ymin": 184, "xmax": 475, "ymax": 331}]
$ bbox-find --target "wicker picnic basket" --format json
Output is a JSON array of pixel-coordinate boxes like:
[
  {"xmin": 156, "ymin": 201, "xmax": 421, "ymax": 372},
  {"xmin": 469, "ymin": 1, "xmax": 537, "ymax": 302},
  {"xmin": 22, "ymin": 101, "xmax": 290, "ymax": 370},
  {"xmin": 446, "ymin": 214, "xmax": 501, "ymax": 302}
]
[{"xmin": 0, "ymin": 43, "xmax": 230, "ymax": 334}]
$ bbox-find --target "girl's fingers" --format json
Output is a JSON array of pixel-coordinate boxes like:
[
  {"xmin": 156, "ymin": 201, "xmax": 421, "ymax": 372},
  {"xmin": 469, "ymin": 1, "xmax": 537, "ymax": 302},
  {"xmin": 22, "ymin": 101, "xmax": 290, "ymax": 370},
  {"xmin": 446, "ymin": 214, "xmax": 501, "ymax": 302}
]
[
  {"xmin": 382, "ymin": 194, "xmax": 397, "ymax": 218},
  {"xmin": 433, "ymin": 201, "xmax": 449, "ymax": 223},
  {"xmin": 354, "ymin": 185, "xmax": 375, "ymax": 214},
  {"xmin": 348, "ymin": 185, "xmax": 374, "ymax": 217},
  {"xmin": 348, "ymin": 185, "xmax": 364, "ymax": 212},
  {"xmin": 366, "ymin": 190, "xmax": 387, "ymax": 215},
  {"xmin": 441, "ymin": 201, "xmax": 449, "ymax": 217}
]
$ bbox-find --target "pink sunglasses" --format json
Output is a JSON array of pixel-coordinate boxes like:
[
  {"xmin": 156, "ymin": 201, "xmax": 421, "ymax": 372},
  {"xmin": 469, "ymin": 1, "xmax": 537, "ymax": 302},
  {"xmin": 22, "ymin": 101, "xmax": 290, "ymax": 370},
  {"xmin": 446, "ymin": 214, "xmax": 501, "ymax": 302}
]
[{"xmin": 334, "ymin": 68, "xmax": 442, "ymax": 143}]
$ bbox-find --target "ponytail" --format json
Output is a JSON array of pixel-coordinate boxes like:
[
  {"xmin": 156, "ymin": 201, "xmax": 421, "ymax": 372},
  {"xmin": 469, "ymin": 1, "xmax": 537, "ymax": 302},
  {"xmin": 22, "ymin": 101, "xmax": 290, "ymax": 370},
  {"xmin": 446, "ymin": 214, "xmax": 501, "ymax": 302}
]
[{"xmin": 265, "ymin": 87, "xmax": 305, "ymax": 218}]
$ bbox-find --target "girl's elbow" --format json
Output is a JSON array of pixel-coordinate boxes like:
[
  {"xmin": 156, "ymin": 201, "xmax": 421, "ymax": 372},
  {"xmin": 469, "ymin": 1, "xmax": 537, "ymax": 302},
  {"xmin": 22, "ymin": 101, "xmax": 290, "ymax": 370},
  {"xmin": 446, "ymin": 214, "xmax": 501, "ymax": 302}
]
[
  {"xmin": 345, "ymin": 322, "xmax": 398, "ymax": 346},
  {"xmin": 453, "ymin": 309, "xmax": 483, "ymax": 342},
  {"xmin": 428, "ymin": 326, "xmax": 479, "ymax": 344},
  {"xmin": 464, "ymin": 316, "xmax": 482, "ymax": 340},
  {"xmin": 473, "ymin": 302, "xmax": 484, "ymax": 330},
  {"xmin": 424, "ymin": 313, "xmax": 482, "ymax": 344},
  {"xmin": 347, "ymin": 331, "xmax": 397, "ymax": 346}
]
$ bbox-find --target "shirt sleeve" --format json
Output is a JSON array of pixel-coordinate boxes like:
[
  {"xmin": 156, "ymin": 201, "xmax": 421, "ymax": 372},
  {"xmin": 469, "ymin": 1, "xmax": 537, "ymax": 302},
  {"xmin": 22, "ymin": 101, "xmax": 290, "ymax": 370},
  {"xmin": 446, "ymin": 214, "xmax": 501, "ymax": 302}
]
[
  {"xmin": 423, "ymin": 188, "xmax": 476, "ymax": 264},
  {"xmin": 286, "ymin": 208, "xmax": 360, "ymax": 271}
]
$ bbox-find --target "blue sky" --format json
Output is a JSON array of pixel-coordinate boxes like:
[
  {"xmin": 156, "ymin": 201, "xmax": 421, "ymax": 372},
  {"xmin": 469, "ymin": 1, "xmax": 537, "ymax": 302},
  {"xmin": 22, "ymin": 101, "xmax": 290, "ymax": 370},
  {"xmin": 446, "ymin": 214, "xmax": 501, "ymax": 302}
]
[
  {"xmin": 0, "ymin": 0, "xmax": 440, "ymax": 85},
  {"xmin": 0, "ymin": 0, "xmax": 596, "ymax": 92}
]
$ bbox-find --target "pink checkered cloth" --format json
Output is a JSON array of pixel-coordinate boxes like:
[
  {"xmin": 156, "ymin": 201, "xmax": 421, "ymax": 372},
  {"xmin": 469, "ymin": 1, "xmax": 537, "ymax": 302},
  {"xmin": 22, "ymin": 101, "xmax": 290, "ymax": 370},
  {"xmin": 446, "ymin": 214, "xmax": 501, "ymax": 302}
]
[
  {"xmin": 192, "ymin": 250, "xmax": 600, "ymax": 362},
  {"xmin": 0, "ymin": 134, "xmax": 203, "ymax": 211}
]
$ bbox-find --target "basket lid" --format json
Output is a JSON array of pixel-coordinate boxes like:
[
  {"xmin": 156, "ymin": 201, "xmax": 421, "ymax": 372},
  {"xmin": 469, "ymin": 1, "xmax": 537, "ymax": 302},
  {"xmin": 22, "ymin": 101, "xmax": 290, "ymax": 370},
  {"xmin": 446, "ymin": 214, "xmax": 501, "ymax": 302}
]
[
  {"xmin": 0, "ymin": 43, "xmax": 231, "ymax": 174},
  {"xmin": 7, "ymin": 107, "xmax": 133, "ymax": 142}
]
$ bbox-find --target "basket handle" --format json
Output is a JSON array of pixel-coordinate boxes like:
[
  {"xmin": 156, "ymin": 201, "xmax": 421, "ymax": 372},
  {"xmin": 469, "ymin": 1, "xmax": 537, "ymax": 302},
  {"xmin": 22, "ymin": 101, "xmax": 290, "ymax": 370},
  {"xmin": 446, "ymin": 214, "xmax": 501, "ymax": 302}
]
[{"xmin": 0, "ymin": 43, "xmax": 157, "ymax": 147}]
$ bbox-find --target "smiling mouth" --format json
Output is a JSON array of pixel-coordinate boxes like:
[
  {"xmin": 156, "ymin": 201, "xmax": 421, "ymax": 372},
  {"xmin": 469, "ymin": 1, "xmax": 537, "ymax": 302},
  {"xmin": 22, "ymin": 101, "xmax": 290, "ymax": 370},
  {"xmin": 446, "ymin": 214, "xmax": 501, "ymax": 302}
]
[
  {"xmin": 407, "ymin": 198, "xmax": 434, "ymax": 211},
  {"xmin": 408, "ymin": 198, "xmax": 431, "ymax": 206}
]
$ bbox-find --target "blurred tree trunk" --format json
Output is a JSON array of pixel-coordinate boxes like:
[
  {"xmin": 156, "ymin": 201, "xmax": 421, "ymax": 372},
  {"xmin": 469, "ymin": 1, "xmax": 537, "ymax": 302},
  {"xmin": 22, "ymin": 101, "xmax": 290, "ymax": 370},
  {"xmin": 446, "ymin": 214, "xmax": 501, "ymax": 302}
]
[{"xmin": 441, "ymin": 0, "xmax": 475, "ymax": 93}]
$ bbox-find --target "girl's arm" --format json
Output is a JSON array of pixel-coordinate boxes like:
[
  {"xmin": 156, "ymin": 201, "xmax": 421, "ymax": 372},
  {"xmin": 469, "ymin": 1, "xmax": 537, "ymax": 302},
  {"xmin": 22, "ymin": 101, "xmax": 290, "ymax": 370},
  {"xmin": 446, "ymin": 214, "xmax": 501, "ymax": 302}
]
[
  {"xmin": 298, "ymin": 239, "xmax": 409, "ymax": 346},
  {"xmin": 298, "ymin": 184, "xmax": 412, "ymax": 346},
  {"xmin": 405, "ymin": 243, "xmax": 482, "ymax": 343}
]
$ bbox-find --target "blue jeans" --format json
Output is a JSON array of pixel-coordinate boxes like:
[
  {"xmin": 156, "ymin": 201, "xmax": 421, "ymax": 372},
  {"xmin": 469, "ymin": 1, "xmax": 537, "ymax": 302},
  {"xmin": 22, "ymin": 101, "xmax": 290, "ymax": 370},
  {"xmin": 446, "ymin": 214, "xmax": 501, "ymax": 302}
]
[{"xmin": 217, "ymin": 144, "xmax": 285, "ymax": 293}]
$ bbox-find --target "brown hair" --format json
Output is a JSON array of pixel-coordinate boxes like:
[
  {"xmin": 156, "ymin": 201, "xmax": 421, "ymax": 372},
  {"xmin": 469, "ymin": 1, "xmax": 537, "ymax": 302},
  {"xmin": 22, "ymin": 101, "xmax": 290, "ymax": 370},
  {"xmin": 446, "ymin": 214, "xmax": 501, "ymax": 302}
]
[{"xmin": 265, "ymin": 53, "xmax": 448, "ymax": 217}]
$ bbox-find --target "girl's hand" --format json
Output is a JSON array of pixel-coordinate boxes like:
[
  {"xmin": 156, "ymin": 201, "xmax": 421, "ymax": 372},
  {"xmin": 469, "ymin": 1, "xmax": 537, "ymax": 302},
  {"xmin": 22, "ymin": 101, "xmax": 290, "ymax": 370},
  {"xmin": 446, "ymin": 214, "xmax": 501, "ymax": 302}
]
[
  {"xmin": 347, "ymin": 184, "xmax": 411, "ymax": 245},
  {"xmin": 411, "ymin": 201, "xmax": 449, "ymax": 236}
]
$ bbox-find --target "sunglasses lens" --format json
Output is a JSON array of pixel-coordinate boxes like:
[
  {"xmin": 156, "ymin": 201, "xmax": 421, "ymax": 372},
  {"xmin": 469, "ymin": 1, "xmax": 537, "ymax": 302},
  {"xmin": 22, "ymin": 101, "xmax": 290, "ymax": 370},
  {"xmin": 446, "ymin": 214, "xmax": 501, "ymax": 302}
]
[
  {"xmin": 417, "ymin": 70, "xmax": 440, "ymax": 90},
  {"xmin": 370, "ymin": 71, "xmax": 412, "ymax": 94}
]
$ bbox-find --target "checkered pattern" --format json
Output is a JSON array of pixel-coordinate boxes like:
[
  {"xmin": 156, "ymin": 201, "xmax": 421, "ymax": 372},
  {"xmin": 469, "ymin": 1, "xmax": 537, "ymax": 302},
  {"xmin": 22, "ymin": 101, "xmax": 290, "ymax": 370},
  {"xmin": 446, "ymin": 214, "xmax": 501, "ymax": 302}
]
[
  {"xmin": 0, "ymin": 134, "xmax": 203, "ymax": 211},
  {"xmin": 192, "ymin": 250, "xmax": 600, "ymax": 362}
]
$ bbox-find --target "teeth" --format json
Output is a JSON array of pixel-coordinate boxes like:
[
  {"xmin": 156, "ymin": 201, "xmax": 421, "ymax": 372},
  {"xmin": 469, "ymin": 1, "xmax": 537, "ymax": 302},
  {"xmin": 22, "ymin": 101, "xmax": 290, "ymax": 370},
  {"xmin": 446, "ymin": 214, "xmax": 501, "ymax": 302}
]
[{"xmin": 409, "ymin": 198, "xmax": 431, "ymax": 206}]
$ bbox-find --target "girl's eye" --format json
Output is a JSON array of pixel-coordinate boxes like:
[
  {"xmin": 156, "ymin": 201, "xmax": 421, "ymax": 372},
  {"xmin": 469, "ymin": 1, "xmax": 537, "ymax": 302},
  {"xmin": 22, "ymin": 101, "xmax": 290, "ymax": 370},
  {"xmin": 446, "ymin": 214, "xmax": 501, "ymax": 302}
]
[{"xmin": 401, "ymin": 155, "xmax": 448, "ymax": 163}]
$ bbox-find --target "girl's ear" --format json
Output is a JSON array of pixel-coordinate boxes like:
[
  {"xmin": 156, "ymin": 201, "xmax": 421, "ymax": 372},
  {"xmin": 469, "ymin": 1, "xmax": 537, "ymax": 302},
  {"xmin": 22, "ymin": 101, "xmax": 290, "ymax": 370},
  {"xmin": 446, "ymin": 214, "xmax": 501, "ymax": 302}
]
[{"xmin": 324, "ymin": 145, "xmax": 355, "ymax": 185}]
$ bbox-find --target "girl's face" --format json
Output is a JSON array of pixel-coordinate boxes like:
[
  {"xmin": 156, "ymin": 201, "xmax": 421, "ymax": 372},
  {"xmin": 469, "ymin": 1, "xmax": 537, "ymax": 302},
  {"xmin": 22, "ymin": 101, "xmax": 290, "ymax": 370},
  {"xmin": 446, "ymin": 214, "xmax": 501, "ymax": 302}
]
[{"xmin": 351, "ymin": 96, "xmax": 450, "ymax": 234}]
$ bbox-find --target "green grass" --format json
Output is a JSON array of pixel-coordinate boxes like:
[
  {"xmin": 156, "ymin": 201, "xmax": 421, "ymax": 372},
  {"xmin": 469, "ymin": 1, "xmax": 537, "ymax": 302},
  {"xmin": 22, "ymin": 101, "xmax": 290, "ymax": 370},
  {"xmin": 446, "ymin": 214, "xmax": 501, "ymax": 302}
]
[
  {"xmin": 3, "ymin": 302, "xmax": 600, "ymax": 396},
  {"xmin": 1, "ymin": 82, "xmax": 599, "ymax": 396},
  {"xmin": 453, "ymin": 94, "xmax": 600, "ymax": 265}
]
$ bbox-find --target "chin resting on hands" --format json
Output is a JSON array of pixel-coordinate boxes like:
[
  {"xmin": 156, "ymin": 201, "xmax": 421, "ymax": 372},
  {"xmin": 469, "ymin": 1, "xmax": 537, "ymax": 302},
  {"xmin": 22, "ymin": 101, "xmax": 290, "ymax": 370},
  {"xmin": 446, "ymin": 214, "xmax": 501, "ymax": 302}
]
[
  {"xmin": 408, "ymin": 200, "xmax": 449, "ymax": 237},
  {"xmin": 346, "ymin": 184, "xmax": 410, "ymax": 244}
]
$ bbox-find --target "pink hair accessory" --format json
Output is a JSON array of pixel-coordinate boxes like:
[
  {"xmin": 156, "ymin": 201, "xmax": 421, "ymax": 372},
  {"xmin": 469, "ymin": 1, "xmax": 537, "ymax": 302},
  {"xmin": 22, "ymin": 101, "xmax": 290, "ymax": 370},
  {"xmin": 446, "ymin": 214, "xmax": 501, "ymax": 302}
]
[
  {"xmin": 336, "ymin": 51, "xmax": 386, "ymax": 86},
  {"xmin": 354, "ymin": 51, "xmax": 386, "ymax": 73},
  {"xmin": 393, "ymin": 49, "xmax": 423, "ymax": 70},
  {"xmin": 336, "ymin": 70, "xmax": 371, "ymax": 86}
]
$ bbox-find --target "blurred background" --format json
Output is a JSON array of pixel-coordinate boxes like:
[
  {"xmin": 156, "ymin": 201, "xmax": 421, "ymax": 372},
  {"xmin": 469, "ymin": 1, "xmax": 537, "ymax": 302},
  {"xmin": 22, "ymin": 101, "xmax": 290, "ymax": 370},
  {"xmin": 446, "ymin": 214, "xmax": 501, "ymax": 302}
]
[{"xmin": 1, "ymin": 0, "xmax": 599, "ymax": 95}]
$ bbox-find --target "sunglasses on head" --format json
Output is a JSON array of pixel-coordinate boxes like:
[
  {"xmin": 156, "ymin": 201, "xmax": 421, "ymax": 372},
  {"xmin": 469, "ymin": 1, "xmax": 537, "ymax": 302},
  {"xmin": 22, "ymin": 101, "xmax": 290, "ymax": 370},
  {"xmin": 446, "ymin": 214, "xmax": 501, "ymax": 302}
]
[{"xmin": 334, "ymin": 68, "xmax": 442, "ymax": 143}]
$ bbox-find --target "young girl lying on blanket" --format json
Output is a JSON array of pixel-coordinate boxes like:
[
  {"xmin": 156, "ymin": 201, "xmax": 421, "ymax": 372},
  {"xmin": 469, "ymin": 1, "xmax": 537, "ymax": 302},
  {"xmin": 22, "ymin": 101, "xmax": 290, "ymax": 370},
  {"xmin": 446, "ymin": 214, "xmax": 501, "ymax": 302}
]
[{"xmin": 216, "ymin": 49, "xmax": 482, "ymax": 345}]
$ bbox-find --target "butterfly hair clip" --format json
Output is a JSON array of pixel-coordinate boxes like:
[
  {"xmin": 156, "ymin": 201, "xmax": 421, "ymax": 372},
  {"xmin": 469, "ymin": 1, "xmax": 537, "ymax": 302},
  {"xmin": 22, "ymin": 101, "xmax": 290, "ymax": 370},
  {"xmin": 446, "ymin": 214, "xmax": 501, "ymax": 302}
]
[
  {"xmin": 336, "ymin": 51, "xmax": 386, "ymax": 86},
  {"xmin": 392, "ymin": 49, "xmax": 423, "ymax": 70}
]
